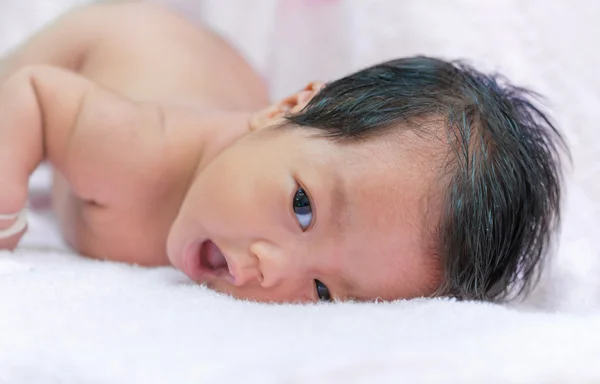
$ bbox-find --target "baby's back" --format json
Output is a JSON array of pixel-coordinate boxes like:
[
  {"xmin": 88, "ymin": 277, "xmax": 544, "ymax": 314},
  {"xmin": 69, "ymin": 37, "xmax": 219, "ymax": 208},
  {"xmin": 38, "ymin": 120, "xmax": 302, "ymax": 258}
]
[{"xmin": 78, "ymin": 3, "xmax": 267, "ymax": 108}]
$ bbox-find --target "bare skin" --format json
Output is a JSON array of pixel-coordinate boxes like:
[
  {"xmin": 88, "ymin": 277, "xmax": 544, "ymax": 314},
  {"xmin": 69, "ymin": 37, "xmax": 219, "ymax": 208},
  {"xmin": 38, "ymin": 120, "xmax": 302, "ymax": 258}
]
[
  {"xmin": 0, "ymin": 3, "xmax": 268, "ymax": 264},
  {"xmin": 0, "ymin": 3, "xmax": 441, "ymax": 303}
]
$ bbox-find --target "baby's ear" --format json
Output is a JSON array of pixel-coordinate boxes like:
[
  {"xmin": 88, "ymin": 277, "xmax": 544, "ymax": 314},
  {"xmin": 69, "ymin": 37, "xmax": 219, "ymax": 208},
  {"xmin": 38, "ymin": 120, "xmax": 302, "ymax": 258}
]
[{"xmin": 249, "ymin": 81, "xmax": 325, "ymax": 132}]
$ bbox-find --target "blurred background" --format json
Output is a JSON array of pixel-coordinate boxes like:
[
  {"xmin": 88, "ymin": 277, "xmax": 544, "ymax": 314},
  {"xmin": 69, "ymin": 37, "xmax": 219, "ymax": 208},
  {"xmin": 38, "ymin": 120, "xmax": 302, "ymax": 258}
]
[{"xmin": 0, "ymin": 0, "xmax": 598, "ymax": 308}]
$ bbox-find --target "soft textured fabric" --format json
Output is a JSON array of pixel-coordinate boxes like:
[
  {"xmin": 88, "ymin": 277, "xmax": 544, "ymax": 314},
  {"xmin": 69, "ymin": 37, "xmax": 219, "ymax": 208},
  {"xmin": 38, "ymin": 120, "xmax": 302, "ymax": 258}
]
[{"xmin": 0, "ymin": 1, "xmax": 599, "ymax": 382}]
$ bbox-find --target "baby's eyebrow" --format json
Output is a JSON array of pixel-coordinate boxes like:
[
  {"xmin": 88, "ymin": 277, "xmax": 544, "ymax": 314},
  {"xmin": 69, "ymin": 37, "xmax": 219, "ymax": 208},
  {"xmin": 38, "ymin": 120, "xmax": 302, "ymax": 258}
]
[{"xmin": 328, "ymin": 169, "xmax": 348, "ymax": 235}]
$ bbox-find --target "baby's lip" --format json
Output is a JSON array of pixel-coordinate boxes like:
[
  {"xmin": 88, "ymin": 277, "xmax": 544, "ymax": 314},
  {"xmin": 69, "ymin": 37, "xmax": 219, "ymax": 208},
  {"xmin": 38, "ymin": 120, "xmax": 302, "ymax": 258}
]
[{"xmin": 182, "ymin": 239, "xmax": 236, "ymax": 284}]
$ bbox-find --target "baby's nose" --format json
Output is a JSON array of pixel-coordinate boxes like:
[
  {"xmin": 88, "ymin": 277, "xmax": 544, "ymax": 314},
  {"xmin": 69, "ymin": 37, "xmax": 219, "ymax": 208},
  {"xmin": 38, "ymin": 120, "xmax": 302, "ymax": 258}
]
[{"xmin": 247, "ymin": 241, "xmax": 293, "ymax": 289}]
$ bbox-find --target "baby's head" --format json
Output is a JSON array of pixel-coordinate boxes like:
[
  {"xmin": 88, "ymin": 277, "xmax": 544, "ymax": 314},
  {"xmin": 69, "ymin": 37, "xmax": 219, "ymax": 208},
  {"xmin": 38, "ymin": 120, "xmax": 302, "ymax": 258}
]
[{"xmin": 168, "ymin": 56, "xmax": 565, "ymax": 303}]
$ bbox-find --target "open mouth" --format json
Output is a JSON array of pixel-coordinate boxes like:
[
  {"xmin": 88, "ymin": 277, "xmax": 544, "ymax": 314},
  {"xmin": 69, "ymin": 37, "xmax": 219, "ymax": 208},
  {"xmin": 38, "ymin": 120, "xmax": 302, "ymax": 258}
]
[
  {"xmin": 200, "ymin": 240, "xmax": 228, "ymax": 271},
  {"xmin": 184, "ymin": 240, "xmax": 234, "ymax": 283}
]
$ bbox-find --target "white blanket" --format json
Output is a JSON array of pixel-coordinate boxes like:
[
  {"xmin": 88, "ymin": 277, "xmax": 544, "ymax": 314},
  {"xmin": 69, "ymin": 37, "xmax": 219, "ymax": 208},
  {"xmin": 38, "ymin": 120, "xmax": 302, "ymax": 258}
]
[{"xmin": 1, "ymin": 1, "xmax": 599, "ymax": 383}]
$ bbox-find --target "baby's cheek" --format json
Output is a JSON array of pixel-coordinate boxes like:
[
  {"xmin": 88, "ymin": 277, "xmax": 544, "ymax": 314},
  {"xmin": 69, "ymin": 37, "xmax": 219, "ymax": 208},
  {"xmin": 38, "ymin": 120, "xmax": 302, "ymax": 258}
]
[
  {"xmin": 188, "ymin": 174, "xmax": 244, "ymax": 234},
  {"xmin": 193, "ymin": 136, "xmax": 284, "ymax": 238}
]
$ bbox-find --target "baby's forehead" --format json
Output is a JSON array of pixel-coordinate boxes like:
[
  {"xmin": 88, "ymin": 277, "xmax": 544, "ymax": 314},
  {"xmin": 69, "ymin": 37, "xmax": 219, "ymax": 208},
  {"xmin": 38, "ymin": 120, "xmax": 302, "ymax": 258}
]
[
  {"xmin": 334, "ymin": 124, "xmax": 449, "ymax": 179},
  {"xmin": 330, "ymin": 127, "xmax": 447, "ymax": 239},
  {"xmin": 328, "ymin": 117, "xmax": 448, "ymax": 156}
]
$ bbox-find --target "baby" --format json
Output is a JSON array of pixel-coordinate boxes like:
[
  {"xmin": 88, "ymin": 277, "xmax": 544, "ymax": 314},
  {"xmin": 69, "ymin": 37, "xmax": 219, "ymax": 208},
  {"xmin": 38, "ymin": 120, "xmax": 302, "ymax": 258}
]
[{"xmin": 0, "ymin": 2, "xmax": 566, "ymax": 303}]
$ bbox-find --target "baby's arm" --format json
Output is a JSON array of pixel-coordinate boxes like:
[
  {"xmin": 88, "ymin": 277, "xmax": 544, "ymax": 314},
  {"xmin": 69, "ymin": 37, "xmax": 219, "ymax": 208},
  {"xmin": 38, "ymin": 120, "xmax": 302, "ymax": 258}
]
[
  {"xmin": 0, "ymin": 5, "xmax": 109, "ymax": 248},
  {"xmin": 0, "ymin": 67, "xmax": 76, "ymax": 248},
  {"xmin": 0, "ymin": 65, "xmax": 165, "ymax": 250}
]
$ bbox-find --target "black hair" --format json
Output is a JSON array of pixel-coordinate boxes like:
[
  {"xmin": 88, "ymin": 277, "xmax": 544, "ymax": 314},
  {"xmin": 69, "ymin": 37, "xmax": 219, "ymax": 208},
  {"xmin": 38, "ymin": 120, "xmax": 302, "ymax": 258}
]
[{"xmin": 285, "ymin": 56, "xmax": 567, "ymax": 301}]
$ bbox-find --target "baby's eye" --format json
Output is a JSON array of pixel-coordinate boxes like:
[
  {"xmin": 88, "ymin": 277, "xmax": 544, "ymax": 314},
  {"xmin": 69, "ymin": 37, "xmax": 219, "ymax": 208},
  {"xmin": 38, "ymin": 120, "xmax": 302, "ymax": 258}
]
[
  {"xmin": 315, "ymin": 279, "xmax": 331, "ymax": 302},
  {"xmin": 293, "ymin": 187, "xmax": 313, "ymax": 230}
]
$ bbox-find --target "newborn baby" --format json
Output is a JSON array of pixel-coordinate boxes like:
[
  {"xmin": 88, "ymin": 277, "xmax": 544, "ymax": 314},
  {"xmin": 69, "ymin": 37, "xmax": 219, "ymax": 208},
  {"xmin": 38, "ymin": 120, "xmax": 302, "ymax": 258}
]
[{"xmin": 0, "ymin": 2, "xmax": 566, "ymax": 303}]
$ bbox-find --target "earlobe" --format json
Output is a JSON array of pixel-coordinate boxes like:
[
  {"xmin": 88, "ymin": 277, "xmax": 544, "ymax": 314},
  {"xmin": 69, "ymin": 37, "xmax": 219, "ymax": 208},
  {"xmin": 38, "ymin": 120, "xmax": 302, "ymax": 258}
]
[{"xmin": 248, "ymin": 81, "xmax": 325, "ymax": 132}]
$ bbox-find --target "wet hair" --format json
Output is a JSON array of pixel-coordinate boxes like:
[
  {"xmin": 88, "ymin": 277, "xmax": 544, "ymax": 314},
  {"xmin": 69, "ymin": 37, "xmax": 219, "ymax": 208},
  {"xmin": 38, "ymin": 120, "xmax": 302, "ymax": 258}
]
[{"xmin": 284, "ymin": 56, "xmax": 567, "ymax": 302}]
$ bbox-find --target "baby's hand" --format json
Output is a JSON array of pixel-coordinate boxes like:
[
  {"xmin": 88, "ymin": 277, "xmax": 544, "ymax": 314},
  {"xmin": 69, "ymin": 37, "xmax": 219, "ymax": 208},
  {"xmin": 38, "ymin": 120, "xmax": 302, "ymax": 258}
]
[{"xmin": 0, "ymin": 67, "xmax": 47, "ymax": 250}]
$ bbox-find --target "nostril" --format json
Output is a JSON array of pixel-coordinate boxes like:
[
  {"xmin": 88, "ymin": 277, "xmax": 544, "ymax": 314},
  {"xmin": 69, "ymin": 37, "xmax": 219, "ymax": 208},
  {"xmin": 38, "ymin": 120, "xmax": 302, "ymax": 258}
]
[{"xmin": 260, "ymin": 270, "xmax": 285, "ymax": 289}]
